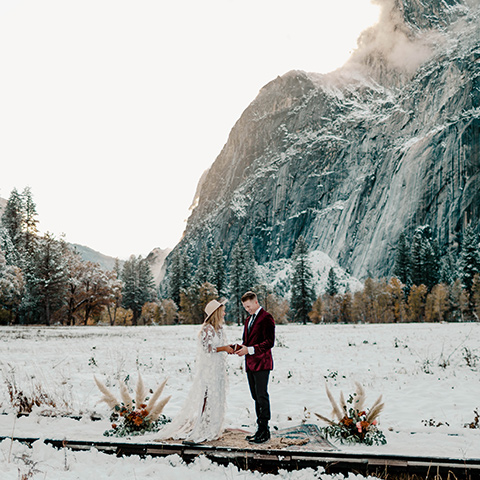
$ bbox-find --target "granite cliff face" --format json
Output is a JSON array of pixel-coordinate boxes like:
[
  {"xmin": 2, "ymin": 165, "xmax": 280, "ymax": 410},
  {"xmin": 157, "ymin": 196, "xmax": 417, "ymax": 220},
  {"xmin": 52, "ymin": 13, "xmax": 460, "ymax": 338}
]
[{"xmin": 168, "ymin": 0, "xmax": 480, "ymax": 280}]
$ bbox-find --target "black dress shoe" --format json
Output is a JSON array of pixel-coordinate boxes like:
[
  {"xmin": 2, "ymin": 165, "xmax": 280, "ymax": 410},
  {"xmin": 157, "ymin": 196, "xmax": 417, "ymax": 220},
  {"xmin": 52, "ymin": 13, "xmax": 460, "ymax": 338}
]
[
  {"xmin": 245, "ymin": 433, "xmax": 256, "ymax": 441},
  {"xmin": 248, "ymin": 429, "xmax": 270, "ymax": 444}
]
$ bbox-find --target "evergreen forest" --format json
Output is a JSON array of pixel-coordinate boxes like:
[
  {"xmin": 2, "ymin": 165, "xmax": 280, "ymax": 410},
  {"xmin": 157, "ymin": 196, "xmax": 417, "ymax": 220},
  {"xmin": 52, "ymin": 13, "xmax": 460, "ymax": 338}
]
[{"xmin": 1, "ymin": 188, "xmax": 479, "ymax": 326}]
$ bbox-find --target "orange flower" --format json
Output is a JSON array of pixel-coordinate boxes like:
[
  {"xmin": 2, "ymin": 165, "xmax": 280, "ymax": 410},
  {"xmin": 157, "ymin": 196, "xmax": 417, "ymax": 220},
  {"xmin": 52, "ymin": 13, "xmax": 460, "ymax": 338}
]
[
  {"xmin": 341, "ymin": 416, "xmax": 354, "ymax": 426},
  {"xmin": 112, "ymin": 423, "xmax": 117, "ymax": 429},
  {"xmin": 133, "ymin": 416, "xmax": 143, "ymax": 426}
]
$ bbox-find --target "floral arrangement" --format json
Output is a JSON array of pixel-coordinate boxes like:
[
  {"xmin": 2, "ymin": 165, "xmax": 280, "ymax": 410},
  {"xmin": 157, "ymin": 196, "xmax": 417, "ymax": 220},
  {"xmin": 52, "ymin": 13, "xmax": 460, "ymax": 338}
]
[
  {"xmin": 315, "ymin": 382, "xmax": 386, "ymax": 446},
  {"xmin": 94, "ymin": 373, "xmax": 171, "ymax": 437}
]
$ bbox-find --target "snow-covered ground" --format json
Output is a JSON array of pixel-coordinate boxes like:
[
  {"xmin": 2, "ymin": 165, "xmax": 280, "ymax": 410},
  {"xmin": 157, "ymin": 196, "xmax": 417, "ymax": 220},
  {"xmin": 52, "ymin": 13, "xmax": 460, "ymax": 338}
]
[{"xmin": 1, "ymin": 322, "xmax": 479, "ymax": 479}]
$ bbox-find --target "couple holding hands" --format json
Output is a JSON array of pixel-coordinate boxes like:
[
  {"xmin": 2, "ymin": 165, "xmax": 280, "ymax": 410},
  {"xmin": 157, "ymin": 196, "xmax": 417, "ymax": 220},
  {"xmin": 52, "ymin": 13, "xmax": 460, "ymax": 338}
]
[{"xmin": 158, "ymin": 291, "xmax": 275, "ymax": 445}]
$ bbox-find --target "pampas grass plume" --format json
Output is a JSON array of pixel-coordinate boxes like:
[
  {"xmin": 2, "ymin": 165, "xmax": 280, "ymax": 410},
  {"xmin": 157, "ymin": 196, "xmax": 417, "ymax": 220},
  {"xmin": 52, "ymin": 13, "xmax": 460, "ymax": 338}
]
[
  {"xmin": 146, "ymin": 379, "xmax": 168, "ymax": 413},
  {"xmin": 354, "ymin": 382, "xmax": 366, "ymax": 412},
  {"xmin": 325, "ymin": 384, "xmax": 344, "ymax": 421},
  {"xmin": 135, "ymin": 373, "xmax": 147, "ymax": 407},
  {"xmin": 94, "ymin": 376, "xmax": 119, "ymax": 409},
  {"xmin": 366, "ymin": 395, "xmax": 384, "ymax": 423},
  {"xmin": 119, "ymin": 381, "xmax": 133, "ymax": 409},
  {"xmin": 148, "ymin": 395, "xmax": 172, "ymax": 420}
]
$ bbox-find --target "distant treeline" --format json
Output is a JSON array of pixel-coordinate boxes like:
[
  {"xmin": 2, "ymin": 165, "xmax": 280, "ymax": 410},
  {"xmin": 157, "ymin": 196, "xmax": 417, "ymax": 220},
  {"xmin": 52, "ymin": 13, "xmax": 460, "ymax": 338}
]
[
  {"xmin": 1, "ymin": 188, "xmax": 479, "ymax": 325},
  {"xmin": 0, "ymin": 188, "xmax": 157, "ymax": 326},
  {"xmin": 309, "ymin": 224, "xmax": 480, "ymax": 324}
]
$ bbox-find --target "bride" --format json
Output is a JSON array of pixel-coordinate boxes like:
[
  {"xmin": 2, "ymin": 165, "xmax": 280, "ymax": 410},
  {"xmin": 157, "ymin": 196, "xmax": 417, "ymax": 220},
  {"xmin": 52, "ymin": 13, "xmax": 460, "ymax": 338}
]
[{"xmin": 157, "ymin": 299, "xmax": 233, "ymax": 443}]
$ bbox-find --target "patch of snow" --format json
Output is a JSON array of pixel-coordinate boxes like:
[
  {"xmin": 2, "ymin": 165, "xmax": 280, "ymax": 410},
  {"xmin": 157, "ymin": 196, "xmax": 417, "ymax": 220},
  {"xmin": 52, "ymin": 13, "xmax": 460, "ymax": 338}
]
[
  {"xmin": 229, "ymin": 191, "xmax": 248, "ymax": 218},
  {"xmin": 257, "ymin": 250, "xmax": 362, "ymax": 297}
]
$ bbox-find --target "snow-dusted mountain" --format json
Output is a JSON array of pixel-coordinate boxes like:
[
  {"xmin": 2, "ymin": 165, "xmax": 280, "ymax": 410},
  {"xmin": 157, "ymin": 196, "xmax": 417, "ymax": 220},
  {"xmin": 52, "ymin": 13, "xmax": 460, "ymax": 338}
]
[
  {"xmin": 166, "ymin": 0, "xmax": 480, "ymax": 281},
  {"xmin": 68, "ymin": 244, "xmax": 171, "ymax": 285},
  {"xmin": 69, "ymin": 243, "xmax": 122, "ymax": 272}
]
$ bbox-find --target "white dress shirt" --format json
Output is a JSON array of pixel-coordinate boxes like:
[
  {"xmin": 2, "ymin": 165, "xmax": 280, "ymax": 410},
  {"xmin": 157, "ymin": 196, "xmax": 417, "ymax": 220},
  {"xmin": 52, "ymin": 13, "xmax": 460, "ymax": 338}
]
[{"xmin": 247, "ymin": 307, "xmax": 262, "ymax": 355}]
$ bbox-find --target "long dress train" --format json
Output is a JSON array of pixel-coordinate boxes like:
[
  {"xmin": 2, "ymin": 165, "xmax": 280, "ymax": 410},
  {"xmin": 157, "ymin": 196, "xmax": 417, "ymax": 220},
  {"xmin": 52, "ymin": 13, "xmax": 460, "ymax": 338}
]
[{"xmin": 158, "ymin": 323, "xmax": 227, "ymax": 443}]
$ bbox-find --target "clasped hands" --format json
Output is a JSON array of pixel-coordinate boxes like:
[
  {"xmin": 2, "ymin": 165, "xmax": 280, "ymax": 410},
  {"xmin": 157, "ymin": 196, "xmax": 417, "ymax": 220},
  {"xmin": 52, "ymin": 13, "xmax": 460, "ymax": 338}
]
[{"xmin": 225, "ymin": 343, "xmax": 248, "ymax": 356}]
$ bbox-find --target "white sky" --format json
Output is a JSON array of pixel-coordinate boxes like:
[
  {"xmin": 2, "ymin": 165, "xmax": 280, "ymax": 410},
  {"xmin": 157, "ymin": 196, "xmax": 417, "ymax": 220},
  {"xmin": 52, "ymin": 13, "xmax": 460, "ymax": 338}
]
[{"xmin": 0, "ymin": 0, "xmax": 380, "ymax": 259}]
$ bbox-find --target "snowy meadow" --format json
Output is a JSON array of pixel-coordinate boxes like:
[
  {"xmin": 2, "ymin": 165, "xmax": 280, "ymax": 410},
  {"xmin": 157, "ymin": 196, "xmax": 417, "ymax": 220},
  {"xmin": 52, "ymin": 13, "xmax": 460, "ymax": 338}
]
[{"xmin": 0, "ymin": 322, "xmax": 479, "ymax": 479}]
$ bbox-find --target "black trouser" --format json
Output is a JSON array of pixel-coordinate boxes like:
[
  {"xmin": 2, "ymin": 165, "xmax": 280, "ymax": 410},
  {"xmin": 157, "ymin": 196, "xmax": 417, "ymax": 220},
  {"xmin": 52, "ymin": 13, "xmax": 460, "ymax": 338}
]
[{"xmin": 247, "ymin": 370, "xmax": 271, "ymax": 430}]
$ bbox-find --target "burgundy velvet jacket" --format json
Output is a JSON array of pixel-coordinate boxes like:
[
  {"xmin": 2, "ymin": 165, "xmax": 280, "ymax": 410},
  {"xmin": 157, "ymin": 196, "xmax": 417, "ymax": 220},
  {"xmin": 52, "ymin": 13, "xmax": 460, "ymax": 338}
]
[{"xmin": 242, "ymin": 308, "xmax": 275, "ymax": 372}]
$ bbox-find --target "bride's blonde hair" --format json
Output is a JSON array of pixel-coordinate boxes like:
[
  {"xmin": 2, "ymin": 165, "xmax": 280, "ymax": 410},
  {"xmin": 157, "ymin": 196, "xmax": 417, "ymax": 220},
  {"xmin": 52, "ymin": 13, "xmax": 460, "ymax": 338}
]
[{"xmin": 205, "ymin": 305, "xmax": 225, "ymax": 331}]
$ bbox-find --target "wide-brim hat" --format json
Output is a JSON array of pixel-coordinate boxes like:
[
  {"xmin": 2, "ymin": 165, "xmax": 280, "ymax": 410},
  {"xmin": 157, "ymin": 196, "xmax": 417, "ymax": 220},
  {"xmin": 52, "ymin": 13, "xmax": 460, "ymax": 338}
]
[{"xmin": 204, "ymin": 298, "xmax": 227, "ymax": 321}]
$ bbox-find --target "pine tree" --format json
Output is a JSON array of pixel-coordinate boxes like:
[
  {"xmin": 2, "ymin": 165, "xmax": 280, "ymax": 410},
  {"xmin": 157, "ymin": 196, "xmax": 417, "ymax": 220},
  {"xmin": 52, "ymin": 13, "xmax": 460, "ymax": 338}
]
[
  {"xmin": 410, "ymin": 225, "xmax": 440, "ymax": 290},
  {"xmin": 23, "ymin": 233, "xmax": 69, "ymax": 325},
  {"xmin": 0, "ymin": 247, "xmax": 24, "ymax": 323},
  {"xmin": 121, "ymin": 255, "xmax": 156, "ymax": 325},
  {"xmin": 139, "ymin": 256, "xmax": 156, "ymax": 301},
  {"xmin": 0, "ymin": 225, "xmax": 18, "ymax": 266},
  {"xmin": 209, "ymin": 243, "xmax": 225, "ymax": 295},
  {"xmin": 195, "ymin": 244, "xmax": 210, "ymax": 286},
  {"xmin": 393, "ymin": 231, "xmax": 410, "ymax": 286},
  {"xmin": 228, "ymin": 238, "xmax": 257, "ymax": 324},
  {"xmin": 1, "ymin": 188, "xmax": 24, "ymax": 258},
  {"xmin": 168, "ymin": 249, "xmax": 191, "ymax": 307},
  {"xmin": 325, "ymin": 266, "xmax": 339, "ymax": 296},
  {"xmin": 459, "ymin": 224, "xmax": 480, "ymax": 292},
  {"xmin": 229, "ymin": 238, "xmax": 246, "ymax": 324},
  {"xmin": 22, "ymin": 187, "xmax": 38, "ymax": 254},
  {"xmin": 289, "ymin": 236, "xmax": 316, "ymax": 324},
  {"xmin": 424, "ymin": 238, "xmax": 441, "ymax": 290},
  {"xmin": 410, "ymin": 228, "xmax": 426, "ymax": 287},
  {"xmin": 440, "ymin": 250, "xmax": 457, "ymax": 285}
]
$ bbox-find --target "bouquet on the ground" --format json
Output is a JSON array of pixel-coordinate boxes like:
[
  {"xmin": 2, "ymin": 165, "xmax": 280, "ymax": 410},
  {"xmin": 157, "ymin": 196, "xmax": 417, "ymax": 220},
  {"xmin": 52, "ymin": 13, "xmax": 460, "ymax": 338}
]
[
  {"xmin": 95, "ymin": 374, "xmax": 171, "ymax": 437},
  {"xmin": 315, "ymin": 382, "xmax": 386, "ymax": 446}
]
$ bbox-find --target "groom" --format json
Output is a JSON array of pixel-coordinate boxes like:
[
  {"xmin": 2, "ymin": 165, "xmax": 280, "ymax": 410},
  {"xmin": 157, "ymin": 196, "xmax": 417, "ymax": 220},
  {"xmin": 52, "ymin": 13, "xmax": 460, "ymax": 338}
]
[{"xmin": 235, "ymin": 291, "xmax": 275, "ymax": 444}]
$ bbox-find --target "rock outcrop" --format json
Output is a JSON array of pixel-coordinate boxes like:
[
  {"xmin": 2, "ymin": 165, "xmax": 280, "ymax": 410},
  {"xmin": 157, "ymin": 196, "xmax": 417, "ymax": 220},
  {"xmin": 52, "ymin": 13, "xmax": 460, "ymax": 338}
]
[{"xmin": 166, "ymin": 0, "xmax": 480, "ymax": 281}]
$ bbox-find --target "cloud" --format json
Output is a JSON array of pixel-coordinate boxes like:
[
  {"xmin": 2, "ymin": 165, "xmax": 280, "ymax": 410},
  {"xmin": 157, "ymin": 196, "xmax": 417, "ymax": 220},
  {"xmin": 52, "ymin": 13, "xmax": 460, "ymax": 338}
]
[{"xmin": 350, "ymin": 0, "xmax": 447, "ymax": 75}]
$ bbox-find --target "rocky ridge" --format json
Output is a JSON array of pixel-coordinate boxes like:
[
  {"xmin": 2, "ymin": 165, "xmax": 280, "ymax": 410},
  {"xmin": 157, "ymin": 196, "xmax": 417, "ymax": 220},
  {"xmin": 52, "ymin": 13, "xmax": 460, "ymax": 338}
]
[{"xmin": 171, "ymin": 0, "xmax": 480, "ymax": 282}]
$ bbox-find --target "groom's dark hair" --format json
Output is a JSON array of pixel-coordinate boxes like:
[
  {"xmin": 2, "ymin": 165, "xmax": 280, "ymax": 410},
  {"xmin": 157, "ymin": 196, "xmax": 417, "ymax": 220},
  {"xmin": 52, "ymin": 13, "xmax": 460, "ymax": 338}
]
[{"xmin": 241, "ymin": 291, "xmax": 257, "ymax": 302}]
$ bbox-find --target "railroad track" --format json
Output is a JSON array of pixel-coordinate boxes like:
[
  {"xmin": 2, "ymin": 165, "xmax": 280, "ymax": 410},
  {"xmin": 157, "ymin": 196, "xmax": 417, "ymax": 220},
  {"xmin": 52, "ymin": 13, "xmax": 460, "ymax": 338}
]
[{"xmin": 2, "ymin": 435, "xmax": 479, "ymax": 479}]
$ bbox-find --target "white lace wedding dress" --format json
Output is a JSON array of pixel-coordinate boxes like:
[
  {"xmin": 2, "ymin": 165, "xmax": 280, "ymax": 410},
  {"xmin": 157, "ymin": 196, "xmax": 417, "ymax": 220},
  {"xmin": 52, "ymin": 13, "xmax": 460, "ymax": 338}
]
[{"xmin": 158, "ymin": 323, "xmax": 227, "ymax": 443}]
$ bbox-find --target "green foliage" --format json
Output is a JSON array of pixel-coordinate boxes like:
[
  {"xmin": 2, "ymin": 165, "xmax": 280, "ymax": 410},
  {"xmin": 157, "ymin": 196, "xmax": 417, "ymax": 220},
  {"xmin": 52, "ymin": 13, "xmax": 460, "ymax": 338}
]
[
  {"xmin": 168, "ymin": 249, "xmax": 191, "ymax": 306},
  {"xmin": 290, "ymin": 236, "xmax": 315, "ymax": 323},
  {"xmin": 228, "ymin": 238, "xmax": 258, "ymax": 324},
  {"xmin": 104, "ymin": 403, "xmax": 170, "ymax": 437},
  {"xmin": 121, "ymin": 255, "xmax": 156, "ymax": 325},
  {"xmin": 410, "ymin": 225, "xmax": 440, "ymax": 291},
  {"xmin": 460, "ymin": 224, "xmax": 480, "ymax": 292},
  {"xmin": 22, "ymin": 233, "xmax": 69, "ymax": 325},
  {"xmin": 325, "ymin": 267, "xmax": 339, "ymax": 297},
  {"xmin": 393, "ymin": 231, "xmax": 410, "ymax": 286},
  {"xmin": 209, "ymin": 243, "xmax": 225, "ymax": 295},
  {"xmin": 1, "ymin": 188, "xmax": 24, "ymax": 254},
  {"xmin": 195, "ymin": 244, "xmax": 210, "ymax": 286},
  {"xmin": 321, "ymin": 394, "xmax": 387, "ymax": 446}
]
